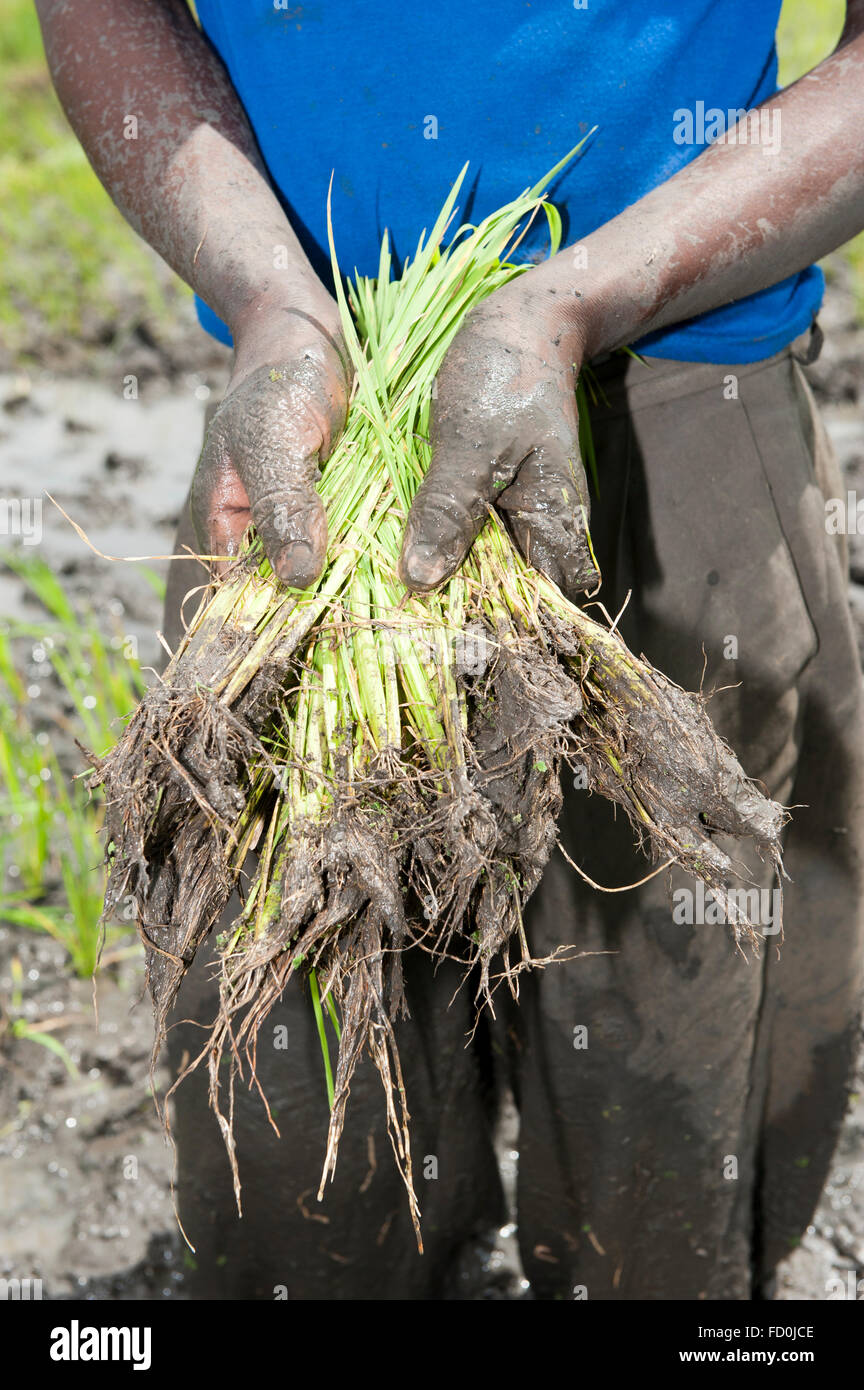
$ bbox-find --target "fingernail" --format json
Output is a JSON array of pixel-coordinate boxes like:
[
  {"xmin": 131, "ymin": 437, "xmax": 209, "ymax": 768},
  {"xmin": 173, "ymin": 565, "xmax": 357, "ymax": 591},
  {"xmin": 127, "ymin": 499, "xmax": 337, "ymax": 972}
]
[
  {"xmin": 275, "ymin": 541, "xmax": 319, "ymax": 589},
  {"xmin": 400, "ymin": 544, "xmax": 450, "ymax": 591}
]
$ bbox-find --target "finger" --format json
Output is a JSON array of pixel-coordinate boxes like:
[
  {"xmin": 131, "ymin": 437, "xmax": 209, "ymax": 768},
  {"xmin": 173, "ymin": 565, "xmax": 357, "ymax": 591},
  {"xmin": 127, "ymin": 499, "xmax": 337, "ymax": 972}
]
[
  {"xmin": 399, "ymin": 431, "xmax": 523, "ymax": 590},
  {"xmin": 497, "ymin": 445, "xmax": 599, "ymax": 597},
  {"xmin": 248, "ymin": 475, "xmax": 327, "ymax": 589},
  {"xmin": 232, "ymin": 391, "xmax": 329, "ymax": 590}
]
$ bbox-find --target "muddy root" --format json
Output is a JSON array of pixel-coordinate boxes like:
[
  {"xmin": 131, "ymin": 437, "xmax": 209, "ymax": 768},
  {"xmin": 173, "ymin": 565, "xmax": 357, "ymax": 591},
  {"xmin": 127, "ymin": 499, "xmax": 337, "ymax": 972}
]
[{"xmin": 91, "ymin": 600, "xmax": 786, "ymax": 1240}]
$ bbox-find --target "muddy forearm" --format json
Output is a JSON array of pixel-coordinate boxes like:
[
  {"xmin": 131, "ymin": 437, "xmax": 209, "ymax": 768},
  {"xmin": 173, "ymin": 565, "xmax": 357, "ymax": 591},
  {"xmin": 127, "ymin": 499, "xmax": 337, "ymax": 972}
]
[
  {"xmin": 35, "ymin": 0, "xmax": 337, "ymax": 349},
  {"xmin": 538, "ymin": 11, "xmax": 864, "ymax": 361}
]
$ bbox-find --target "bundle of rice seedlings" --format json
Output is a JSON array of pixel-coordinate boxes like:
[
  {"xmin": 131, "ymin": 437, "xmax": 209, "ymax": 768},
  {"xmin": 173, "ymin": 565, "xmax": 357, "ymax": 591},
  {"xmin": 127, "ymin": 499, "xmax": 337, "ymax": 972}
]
[{"xmin": 89, "ymin": 148, "xmax": 785, "ymax": 1242}]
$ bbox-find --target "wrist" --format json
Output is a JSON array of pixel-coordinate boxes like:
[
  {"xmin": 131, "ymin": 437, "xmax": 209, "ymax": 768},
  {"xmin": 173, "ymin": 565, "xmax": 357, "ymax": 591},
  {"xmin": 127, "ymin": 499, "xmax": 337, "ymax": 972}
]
[
  {"xmin": 519, "ymin": 255, "xmax": 607, "ymax": 364},
  {"xmin": 232, "ymin": 281, "xmax": 342, "ymax": 346},
  {"xmin": 230, "ymin": 288, "xmax": 346, "ymax": 382}
]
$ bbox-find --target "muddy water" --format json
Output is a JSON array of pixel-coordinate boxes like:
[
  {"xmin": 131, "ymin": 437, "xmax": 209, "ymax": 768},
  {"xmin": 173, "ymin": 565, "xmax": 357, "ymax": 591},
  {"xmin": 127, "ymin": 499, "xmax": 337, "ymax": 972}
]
[
  {"xmin": 0, "ymin": 369, "xmax": 222, "ymax": 667},
  {"xmin": 1, "ymin": 297, "xmax": 864, "ymax": 1298}
]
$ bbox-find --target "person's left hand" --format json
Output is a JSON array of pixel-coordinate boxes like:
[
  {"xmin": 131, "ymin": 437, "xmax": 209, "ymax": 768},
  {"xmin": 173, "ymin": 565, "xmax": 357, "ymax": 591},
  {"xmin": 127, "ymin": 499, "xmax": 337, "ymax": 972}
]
[{"xmin": 398, "ymin": 278, "xmax": 598, "ymax": 597}]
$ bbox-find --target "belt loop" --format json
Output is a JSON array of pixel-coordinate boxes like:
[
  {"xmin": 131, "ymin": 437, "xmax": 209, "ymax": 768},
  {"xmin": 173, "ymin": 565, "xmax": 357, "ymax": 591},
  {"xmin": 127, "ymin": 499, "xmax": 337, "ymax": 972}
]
[{"xmin": 790, "ymin": 319, "xmax": 824, "ymax": 366}]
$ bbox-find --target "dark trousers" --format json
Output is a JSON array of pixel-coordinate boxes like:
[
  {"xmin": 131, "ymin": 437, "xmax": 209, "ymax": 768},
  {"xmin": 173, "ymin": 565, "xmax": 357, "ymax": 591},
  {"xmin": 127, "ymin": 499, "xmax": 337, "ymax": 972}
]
[{"xmin": 162, "ymin": 334, "xmax": 864, "ymax": 1299}]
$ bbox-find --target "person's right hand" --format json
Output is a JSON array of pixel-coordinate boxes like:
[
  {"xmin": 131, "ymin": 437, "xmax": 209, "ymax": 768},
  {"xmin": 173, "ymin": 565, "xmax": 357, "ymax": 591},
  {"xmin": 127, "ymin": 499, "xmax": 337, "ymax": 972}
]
[{"xmin": 190, "ymin": 305, "xmax": 350, "ymax": 588}]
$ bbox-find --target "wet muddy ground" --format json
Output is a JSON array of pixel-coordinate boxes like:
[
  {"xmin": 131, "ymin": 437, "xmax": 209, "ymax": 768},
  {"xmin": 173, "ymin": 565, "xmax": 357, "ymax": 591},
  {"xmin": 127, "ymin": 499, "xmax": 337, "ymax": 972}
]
[{"xmin": 1, "ymin": 270, "xmax": 863, "ymax": 1301}]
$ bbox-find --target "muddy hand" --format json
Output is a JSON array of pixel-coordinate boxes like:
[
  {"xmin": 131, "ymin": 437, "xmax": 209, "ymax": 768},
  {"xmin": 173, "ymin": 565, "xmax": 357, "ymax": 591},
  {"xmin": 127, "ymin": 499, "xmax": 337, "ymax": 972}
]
[
  {"xmin": 399, "ymin": 281, "xmax": 597, "ymax": 597},
  {"xmin": 191, "ymin": 312, "xmax": 349, "ymax": 586}
]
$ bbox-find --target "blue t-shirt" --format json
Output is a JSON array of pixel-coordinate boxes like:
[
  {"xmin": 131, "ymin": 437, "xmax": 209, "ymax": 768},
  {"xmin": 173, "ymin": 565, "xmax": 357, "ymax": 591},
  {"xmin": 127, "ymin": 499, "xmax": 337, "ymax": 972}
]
[{"xmin": 193, "ymin": 0, "xmax": 823, "ymax": 364}]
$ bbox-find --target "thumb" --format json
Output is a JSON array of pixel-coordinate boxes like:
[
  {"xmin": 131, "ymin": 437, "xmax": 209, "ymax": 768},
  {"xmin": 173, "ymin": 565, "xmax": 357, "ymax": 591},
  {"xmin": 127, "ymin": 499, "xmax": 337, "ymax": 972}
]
[
  {"xmin": 247, "ymin": 470, "xmax": 328, "ymax": 589},
  {"xmin": 191, "ymin": 412, "xmax": 329, "ymax": 588},
  {"xmin": 229, "ymin": 374, "xmax": 332, "ymax": 589}
]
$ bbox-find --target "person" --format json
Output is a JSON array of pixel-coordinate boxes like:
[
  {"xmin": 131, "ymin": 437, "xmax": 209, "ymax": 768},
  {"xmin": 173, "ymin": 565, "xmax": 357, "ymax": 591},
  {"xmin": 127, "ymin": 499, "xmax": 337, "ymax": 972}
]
[{"xmin": 36, "ymin": 0, "xmax": 864, "ymax": 1300}]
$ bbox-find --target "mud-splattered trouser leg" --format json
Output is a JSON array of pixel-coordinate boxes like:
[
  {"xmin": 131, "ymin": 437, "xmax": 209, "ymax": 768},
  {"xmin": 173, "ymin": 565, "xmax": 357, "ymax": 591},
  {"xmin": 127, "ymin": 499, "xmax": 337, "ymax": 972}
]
[{"xmin": 512, "ymin": 334, "xmax": 864, "ymax": 1299}]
